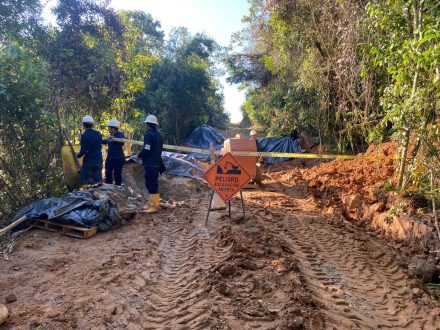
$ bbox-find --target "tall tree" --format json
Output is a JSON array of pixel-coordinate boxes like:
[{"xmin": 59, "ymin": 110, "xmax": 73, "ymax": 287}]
[{"xmin": 136, "ymin": 28, "xmax": 228, "ymax": 144}]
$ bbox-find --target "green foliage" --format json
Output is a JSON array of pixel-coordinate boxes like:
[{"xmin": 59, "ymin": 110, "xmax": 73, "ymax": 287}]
[
  {"xmin": 364, "ymin": 0, "xmax": 439, "ymax": 191},
  {"xmin": 0, "ymin": 0, "xmax": 229, "ymax": 226},
  {"xmin": 47, "ymin": 0, "xmax": 126, "ymax": 122},
  {"xmin": 228, "ymin": 0, "xmax": 439, "ymax": 200},
  {"xmin": 0, "ymin": 0, "xmax": 42, "ymax": 43},
  {"xmin": 135, "ymin": 28, "xmax": 229, "ymax": 144},
  {"xmin": 228, "ymin": 0, "xmax": 387, "ymax": 151},
  {"xmin": 0, "ymin": 43, "xmax": 66, "ymax": 225},
  {"xmin": 366, "ymin": 0, "xmax": 439, "ymax": 139}
]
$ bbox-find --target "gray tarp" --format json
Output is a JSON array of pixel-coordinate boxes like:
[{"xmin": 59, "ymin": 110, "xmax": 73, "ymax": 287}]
[{"xmin": 128, "ymin": 151, "xmax": 205, "ymax": 181}]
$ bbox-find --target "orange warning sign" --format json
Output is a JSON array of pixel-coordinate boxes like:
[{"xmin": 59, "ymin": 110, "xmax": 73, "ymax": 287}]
[{"xmin": 204, "ymin": 152, "xmax": 251, "ymax": 202}]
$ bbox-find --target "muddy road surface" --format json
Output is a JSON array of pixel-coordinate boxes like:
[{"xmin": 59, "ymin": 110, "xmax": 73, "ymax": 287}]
[{"xmin": 1, "ymin": 177, "xmax": 439, "ymax": 329}]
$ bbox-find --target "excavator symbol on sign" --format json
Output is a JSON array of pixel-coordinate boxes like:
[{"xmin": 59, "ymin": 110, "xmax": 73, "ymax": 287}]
[{"xmin": 216, "ymin": 162, "xmax": 241, "ymax": 175}]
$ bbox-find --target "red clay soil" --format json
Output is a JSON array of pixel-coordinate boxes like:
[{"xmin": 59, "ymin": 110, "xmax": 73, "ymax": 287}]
[
  {"xmin": 2, "ymin": 147, "xmax": 440, "ymax": 329},
  {"xmin": 0, "ymin": 188, "xmax": 321, "ymax": 329},
  {"xmin": 265, "ymin": 142, "xmax": 398, "ymax": 224},
  {"xmin": 265, "ymin": 142, "xmax": 440, "ymax": 285},
  {"xmin": 266, "ymin": 142, "xmax": 396, "ymax": 203}
]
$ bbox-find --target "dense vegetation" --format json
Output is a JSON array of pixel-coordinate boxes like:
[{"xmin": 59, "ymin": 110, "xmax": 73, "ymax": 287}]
[
  {"xmin": 0, "ymin": 0, "xmax": 229, "ymax": 224},
  {"xmin": 228, "ymin": 0, "xmax": 439, "ymax": 193},
  {"xmin": 1, "ymin": 0, "xmax": 439, "ymax": 225}
]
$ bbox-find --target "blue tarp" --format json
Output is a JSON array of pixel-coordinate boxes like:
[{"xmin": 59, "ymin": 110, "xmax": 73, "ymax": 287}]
[
  {"xmin": 183, "ymin": 125, "xmax": 302, "ymax": 163},
  {"xmin": 257, "ymin": 137, "xmax": 302, "ymax": 163},
  {"xmin": 185, "ymin": 124, "xmax": 225, "ymax": 149},
  {"xmin": 184, "ymin": 125, "xmax": 225, "ymax": 161}
]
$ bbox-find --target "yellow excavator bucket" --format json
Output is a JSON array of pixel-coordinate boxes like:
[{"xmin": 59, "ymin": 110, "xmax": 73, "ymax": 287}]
[{"xmin": 61, "ymin": 145, "xmax": 82, "ymax": 189}]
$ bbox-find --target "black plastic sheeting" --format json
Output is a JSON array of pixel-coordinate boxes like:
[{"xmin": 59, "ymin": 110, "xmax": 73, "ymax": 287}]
[
  {"xmin": 257, "ymin": 137, "xmax": 302, "ymax": 163},
  {"xmin": 184, "ymin": 125, "xmax": 225, "ymax": 161},
  {"xmin": 10, "ymin": 153, "xmax": 206, "ymax": 232},
  {"xmin": 12, "ymin": 191, "xmax": 117, "ymax": 231},
  {"xmin": 128, "ymin": 152, "xmax": 205, "ymax": 181}
]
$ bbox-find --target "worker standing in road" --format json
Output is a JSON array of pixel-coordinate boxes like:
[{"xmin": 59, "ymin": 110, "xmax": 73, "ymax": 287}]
[
  {"xmin": 102, "ymin": 119, "xmax": 125, "ymax": 186},
  {"xmin": 77, "ymin": 115, "xmax": 103, "ymax": 187},
  {"xmin": 138, "ymin": 115, "xmax": 163, "ymax": 214}
]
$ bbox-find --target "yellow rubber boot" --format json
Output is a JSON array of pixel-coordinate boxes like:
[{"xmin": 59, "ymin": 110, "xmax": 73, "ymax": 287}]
[
  {"xmin": 145, "ymin": 194, "xmax": 160, "ymax": 214},
  {"xmin": 80, "ymin": 184, "xmax": 89, "ymax": 190}
]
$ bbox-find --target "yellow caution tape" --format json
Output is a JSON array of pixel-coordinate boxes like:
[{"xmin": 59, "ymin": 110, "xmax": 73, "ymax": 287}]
[{"xmin": 110, "ymin": 137, "xmax": 398, "ymax": 160}]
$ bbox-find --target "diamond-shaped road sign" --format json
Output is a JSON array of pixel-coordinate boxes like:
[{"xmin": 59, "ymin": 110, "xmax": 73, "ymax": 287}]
[{"xmin": 204, "ymin": 152, "xmax": 251, "ymax": 202}]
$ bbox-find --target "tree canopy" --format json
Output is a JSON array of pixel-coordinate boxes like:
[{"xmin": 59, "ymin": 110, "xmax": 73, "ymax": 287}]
[
  {"xmin": 0, "ymin": 0, "xmax": 229, "ymax": 225},
  {"xmin": 1, "ymin": 0, "xmax": 439, "ymax": 225},
  {"xmin": 227, "ymin": 0, "xmax": 439, "ymax": 194}
]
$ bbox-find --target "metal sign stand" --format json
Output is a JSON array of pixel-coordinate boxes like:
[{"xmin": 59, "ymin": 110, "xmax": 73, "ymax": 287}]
[
  {"xmin": 204, "ymin": 144, "xmax": 249, "ymax": 226},
  {"xmin": 205, "ymin": 190, "xmax": 246, "ymax": 226}
]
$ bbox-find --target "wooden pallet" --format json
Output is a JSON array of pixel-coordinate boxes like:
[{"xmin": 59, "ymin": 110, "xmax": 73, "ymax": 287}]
[{"xmin": 31, "ymin": 219, "xmax": 97, "ymax": 239}]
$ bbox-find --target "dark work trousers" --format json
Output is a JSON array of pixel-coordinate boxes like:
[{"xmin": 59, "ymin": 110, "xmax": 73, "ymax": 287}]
[
  {"xmin": 80, "ymin": 162, "xmax": 103, "ymax": 184},
  {"xmin": 105, "ymin": 158, "xmax": 125, "ymax": 185},
  {"xmin": 144, "ymin": 165, "xmax": 159, "ymax": 194}
]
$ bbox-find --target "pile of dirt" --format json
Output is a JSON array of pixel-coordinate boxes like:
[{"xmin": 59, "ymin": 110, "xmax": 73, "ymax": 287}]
[
  {"xmin": 208, "ymin": 211, "xmax": 322, "ymax": 328},
  {"xmin": 302, "ymin": 142, "xmax": 397, "ymax": 218},
  {"xmin": 262, "ymin": 158, "xmax": 329, "ymax": 173},
  {"xmin": 266, "ymin": 143, "xmax": 397, "ymax": 220},
  {"xmin": 264, "ymin": 142, "xmax": 440, "ymax": 284}
]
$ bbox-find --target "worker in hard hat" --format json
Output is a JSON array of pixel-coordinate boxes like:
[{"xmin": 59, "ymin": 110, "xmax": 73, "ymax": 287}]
[
  {"xmin": 102, "ymin": 119, "xmax": 125, "ymax": 186},
  {"xmin": 137, "ymin": 115, "xmax": 163, "ymax": 214},
  {"xmin": 77, "ymin": 115, "xmax": 103, "ymax": 186}
]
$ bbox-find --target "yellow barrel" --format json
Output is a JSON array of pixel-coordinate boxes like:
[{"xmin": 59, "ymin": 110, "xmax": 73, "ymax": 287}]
[{"xmin": 61, "ymin": 145, "xmax": 82, "ymax": 189}]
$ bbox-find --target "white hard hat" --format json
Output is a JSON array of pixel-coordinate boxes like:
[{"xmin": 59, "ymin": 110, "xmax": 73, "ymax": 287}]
[
  {"xmin": 250, "ymin": 130, "xmax": 257, "ymax": 136},
  {"xmin": 108, "ymin": 118, "xmax": 120, "ymax": 128},
  {"xmin": 145, "ymin": 114, "xmax": 158, "ymax": 125},
  {"xmin": 82, "ymin": 115, "xmax": 94, "ymax": 124}
]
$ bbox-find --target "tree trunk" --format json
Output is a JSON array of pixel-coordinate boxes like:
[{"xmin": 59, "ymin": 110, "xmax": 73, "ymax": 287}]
[{"xmin": 397, "ymin": 0, "xmax": 423, "ymax": 191}]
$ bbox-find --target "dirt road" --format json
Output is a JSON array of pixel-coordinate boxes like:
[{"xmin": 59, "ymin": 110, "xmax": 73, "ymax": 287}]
[
  {"xmin": 246, "ymin": 180, "xmax": 440, "ymax": 329},
  {"xmin": 1, "ymin": 175, "xmax": 439, "ymax": 329}
]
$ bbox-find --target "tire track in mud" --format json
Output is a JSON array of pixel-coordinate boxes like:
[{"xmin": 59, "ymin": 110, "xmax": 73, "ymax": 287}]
[
  {"xmin": 142, "ymin": 207, "xmax": 232, "ymax": 329},
  {"xmin": 248, "ymin": 189, "xmax": 440, "ymax": 329},
  {"xmin": 141, "ymin": 201, "xmax": 322, "ymax": 329}
]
